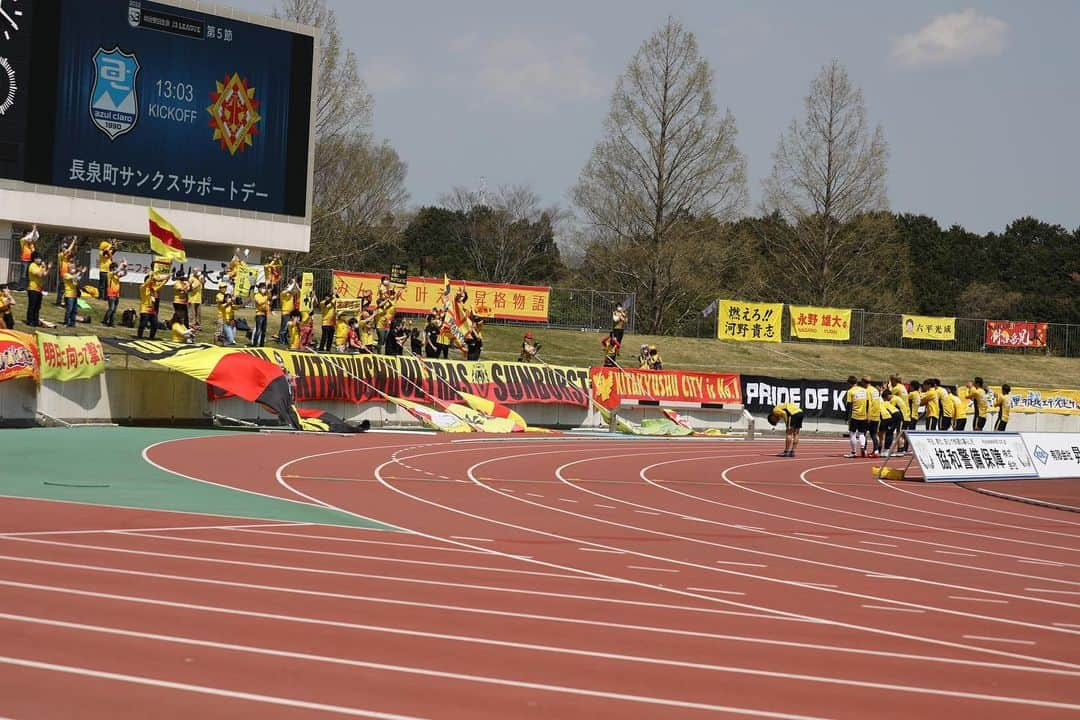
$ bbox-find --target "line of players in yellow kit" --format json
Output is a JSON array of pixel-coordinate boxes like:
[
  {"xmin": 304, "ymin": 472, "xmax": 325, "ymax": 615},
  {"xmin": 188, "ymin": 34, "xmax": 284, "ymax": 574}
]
[{"xmin": 765, "ymin": 374, "xmax": 1014, "ymax": 459}]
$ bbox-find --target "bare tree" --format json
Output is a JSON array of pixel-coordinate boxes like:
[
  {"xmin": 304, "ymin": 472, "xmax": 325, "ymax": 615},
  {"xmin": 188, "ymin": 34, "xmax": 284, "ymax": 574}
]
[
  {"xmin": 442, "ymin": 185, "xmax": 564, "ymax": 284},
  {"xmin": 762, "ymin": 59, "xmax": 892, "ymax": 307},
  {"xmin": 275, "ymin": 0, "xmax": 408, "ymax": 268},
  {"xmin": 572, "ymin": 18, "xmax": 747, "ymax": 332}
]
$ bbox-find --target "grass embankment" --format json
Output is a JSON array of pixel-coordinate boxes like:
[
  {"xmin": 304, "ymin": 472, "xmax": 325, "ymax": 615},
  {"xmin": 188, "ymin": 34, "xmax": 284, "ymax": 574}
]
[{"xmin": 25, "ymin": 292, "xmax": 1080, "ymax": 388}]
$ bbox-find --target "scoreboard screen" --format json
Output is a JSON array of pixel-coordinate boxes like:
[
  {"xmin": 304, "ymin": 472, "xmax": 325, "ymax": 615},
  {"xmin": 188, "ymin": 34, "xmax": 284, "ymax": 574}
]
[{"xmin": 0, "ymin": 0, "xmax": 314, "ymax": 217}]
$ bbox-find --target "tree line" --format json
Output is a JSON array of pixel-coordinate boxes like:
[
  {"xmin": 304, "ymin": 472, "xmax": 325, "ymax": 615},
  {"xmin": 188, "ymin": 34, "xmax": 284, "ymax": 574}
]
[{"xmin": 279, "ymin": 4, "xmax": 1079, "ymax": 332}]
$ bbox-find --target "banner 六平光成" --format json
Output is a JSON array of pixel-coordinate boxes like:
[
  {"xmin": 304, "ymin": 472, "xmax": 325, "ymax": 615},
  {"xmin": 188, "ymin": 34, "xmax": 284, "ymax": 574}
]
[
  {"xmin": 590, "ymin": 367, "xmax": 741, "ymax": 409},
  {"xmin": 717, "ymin": 300, "xmax": 782, "ymax": 342},
  {"xmin": 101, "ymin": 339, "xmax": 590, "ymax": 407},
  {"xmin": 902, "ymin": 314, "xmax": 955, "ymax": 341},
  {"xmin": 332, "ymin": 271, "xmax": 550, "ymax": 322},
  {"xmin": 36, "ymin": 333, "xmax": 107, "ymax": 381},
  {"xmin": 789, "ymin": 306, "xmax": 851, "ymax": 341},
  {"xmin": 985, "ymin": 321, "xmax": 1048, "ymax": 348},
  {"xmin": 0, "ymin": 330, "xmax": 39, "ymax": 382}
]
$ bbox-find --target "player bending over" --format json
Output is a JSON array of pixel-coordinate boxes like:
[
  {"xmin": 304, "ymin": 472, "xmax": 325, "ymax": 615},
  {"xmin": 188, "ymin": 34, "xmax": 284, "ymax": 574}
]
[{"xmin": 767, "ymin": 402, "xmax": 805, "ymax": 458}]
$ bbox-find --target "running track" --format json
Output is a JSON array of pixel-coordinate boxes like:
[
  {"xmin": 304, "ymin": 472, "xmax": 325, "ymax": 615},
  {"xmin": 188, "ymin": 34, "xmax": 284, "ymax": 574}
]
[{"xmin": 2, "ymin": 432, "xmax": 1079, "ymax": 719}]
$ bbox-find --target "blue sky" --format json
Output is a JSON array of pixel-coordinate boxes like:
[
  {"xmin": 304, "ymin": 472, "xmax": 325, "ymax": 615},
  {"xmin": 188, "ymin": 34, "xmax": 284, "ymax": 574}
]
[{"xmin": 226, "ymin": 0, "xmax": 1079, "ymax": 234}]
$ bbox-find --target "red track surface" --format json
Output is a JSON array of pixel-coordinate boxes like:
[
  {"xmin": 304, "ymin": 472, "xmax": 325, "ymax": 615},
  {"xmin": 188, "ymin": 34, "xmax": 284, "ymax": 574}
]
[{"xmin": 2, "ymin": 432, "xmax": 1079, "ymax": 719}]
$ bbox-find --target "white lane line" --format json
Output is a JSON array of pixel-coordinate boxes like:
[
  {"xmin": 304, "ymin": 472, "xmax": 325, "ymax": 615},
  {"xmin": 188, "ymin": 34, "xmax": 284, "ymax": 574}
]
[
  {"xmin": 0, "ymin": 521, "xmax": 312, "ymax": 538},
  {"xmin": 229, "ymin": 528, "xmax": 490, "ymax": 555},
  {"xmin": 557, "ymin": 498, "xmax": 578, "ymax": 504},
  {"xmin": 796, "ymin": 583, "xmax": 839, "ymax": 589},
  {"xmin": 578, "ymin": 548, "xmax": 625, "ymax": 554},
  {"xmin": 593, "ymin": 504, "xmax": 617, "ymax": 509},
  {"xmin": 935, "ymin": 551, "xmax": 978, "ymax": 557},
  {"xmin": 793, "ymin": 533, "xmax": 828, "ymax": 539},
  {"xmin": 859, "ymin": 541, "xmax": 898, "ymax": 548},
  {"xmin": 862, "ymin": 605, "xmax": 925, "ymax": 614},
  {"xmin": 716, "ymin": 561, "xmax": 767, "ymax": 568},
  {"xmin": 1026, "ymin": 588, "xmax": 1080, "ymax": 596},
  {"xmin": 687, "ymin": 588, "xmax": 745, "ymax": 596},
  {"xmin": 1053, "ymin": 623, "xmax": 1080, "ymax": 629},
  {"xmin": 634, "ymin": 510, "xmax": 662, "ymax": 516},
  {"xmin": 525, "ymin": 493, "xmax": 544, "ymax": 498},
  {"xmin": 734, "ymin": 525, "xmax": 764, "ymax": 531},
  {"xmin": 5, "ymin": 608, "xmax": 1076, "ymax": 713},
  {"xmin": 963, "ymin": 635, "xmax": 1037, "ymax": 646},
  {"xmin": 1020, "ymin": 560, "xmax": 1067, "ymax": 567},
  {"xmin": 449, "ymin": 536, "xmax": 493, "ymax": 543},
  {"xmin": 864, "ymin": 574, "xmax": 904, "ymax": 579},
  {"xmin": 0, "ymin": 655, "xmax": 420, "ymax": 719},
  {"xmin": 949, "ymin": 596, "xmax": 1009, "ymax": 604},
  {"xmin": 499, "ymin": 488, "xmax": 516, "ymax": 493},
  {"xmin": 628, "ymin": 566, "xmax": 679, "ymax": 573}
]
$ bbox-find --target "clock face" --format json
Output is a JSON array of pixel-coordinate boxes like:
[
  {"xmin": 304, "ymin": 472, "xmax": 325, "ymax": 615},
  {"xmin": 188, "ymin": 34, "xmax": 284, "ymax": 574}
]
[
  {"xmin": 0, "ymin": 55, "xmax": 14, "ymax": 116},
  {"xmin": 0, "ymin": 0, "xmax": 22, "ymax": 42}
]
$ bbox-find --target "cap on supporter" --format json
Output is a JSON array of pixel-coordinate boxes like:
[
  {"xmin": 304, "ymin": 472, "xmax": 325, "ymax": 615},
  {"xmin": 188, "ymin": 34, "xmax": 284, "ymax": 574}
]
[
  {"xmin": 649, "ymin": 345, "xmax": 657, "ymax": 351},
  {"xmin": 524, "ymin": 332, "xmax": 533, "ymax": 339}
]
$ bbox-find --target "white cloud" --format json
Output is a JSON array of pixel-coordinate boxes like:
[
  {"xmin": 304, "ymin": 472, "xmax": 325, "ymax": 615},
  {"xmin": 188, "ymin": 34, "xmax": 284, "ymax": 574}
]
[
  {"xmin": 443, "ymin": 30, "xmax": 605, "ymax": 112},
  {"xmin": 362, "ymin": 57, "xmax": 416, "ymax": 93},
  {"xmin": 892, "ymin": 9, "xmax": 1009, "ymax": 67}
]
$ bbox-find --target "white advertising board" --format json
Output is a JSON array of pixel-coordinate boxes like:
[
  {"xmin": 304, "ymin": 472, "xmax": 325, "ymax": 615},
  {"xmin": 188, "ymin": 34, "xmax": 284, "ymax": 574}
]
[
  {"xmin": 907, "ymin": 432, "xmax": 1038, "ymax": 482},
  {"xmin": 1021, "ymin": 433, "xmax": 1080, "ymax": 479},
  {"xmin": 88, "ymin": 251, "xmax": 266, "ymax": 291}
]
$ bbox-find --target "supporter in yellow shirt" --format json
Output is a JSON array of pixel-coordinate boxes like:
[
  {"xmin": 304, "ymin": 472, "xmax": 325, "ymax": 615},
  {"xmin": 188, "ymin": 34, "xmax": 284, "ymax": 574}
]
[
  {"xmin": 188, "ymin": 270, "xmax": 204, "ymax": 329},
  {"xmin": 287, "ymin": 309, "xmax": 302, "ymax": 350},
  {"xmin": 24, "ymin": 254, "xmax": 49, "ymax": 327},
  {"xmin": 334, "ymin": 315, "xmax": 349, "ymax": 352},
  {"xmin": 994, "ymin": 384, "xmax": 1012, "ymax": 431},
  {"xmin": 219, "ymin": 292, "xmax": 236, "ymax": 345},
  {"xmin": 97, "ymin": 239, "xmax": 115, "ymax": 297},
  {"xmin": 319, "ymin": 294, "xmax": 337, "ymax": 352},
  {"xmin": 170, "ymin": 314, "xmax": 195, "ymax": 343},
  {"xmin": 137, "ymin": 273, "xmax": 166, "ymax": 339},
  {"xmin": 767, "ymin": 402, "xmax": 804, "ymax": 457},
  {"xmin": 277, "ymin": 276, "xmax": 300, "ymax": 344},
  {"xmin": 970, "ymin": 377, "xmax": 990, "ymax": 431},
  {"xmin": 102, "ymin": 261, "xmax": 127, "ymax": 327},
  {"xmin": 61, "ymin": 263, "xmax": 85, "ymax": 327},
  {"xmin": 252, "ymin": 282, "xmax": 270, "ymax": 347}
]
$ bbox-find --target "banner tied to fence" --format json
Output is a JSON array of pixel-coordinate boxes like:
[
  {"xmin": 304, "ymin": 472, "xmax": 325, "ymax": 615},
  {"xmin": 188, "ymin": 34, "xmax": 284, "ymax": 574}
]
[
  {"xmin": 101, "ymin": 339, "xmax": 590, "ymax": 407},
  {"xmin": 0, "ymin": 330, "xmax": 39, "ymax": 382},
  {"xmin": 716, "ymin": 300, "xmax": 782, "ymax": 343},
  {"xmin": 36, "ymin": 333, "xmax": 106, "ymax": 381},
  {"xmin": 788, "ymin": 306, "xmax": 851, "ymax": 341},
  {"xmin": 989, "ymin": 386, "xmax": 1080, "ymax": 416},
  {"xmin": 590, "ymin": 368, "xmax": 742, "ymax": 410},
  {"xmin": 902, "ymin": 314, "xmax": 956, "ymax": 341},
  {"xmin": 332, "ymin": 271, "xmax": 551, "ymax": 323},
  {"xmin": 985, "ymin": 321, "xmax": 1047, "ymax": 348}
]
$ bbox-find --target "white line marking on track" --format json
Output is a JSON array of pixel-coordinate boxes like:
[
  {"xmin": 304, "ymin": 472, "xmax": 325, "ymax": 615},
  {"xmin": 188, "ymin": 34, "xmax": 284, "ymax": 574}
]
[
  {"xmin": 634, "ymin": 510, "xmax": 662, "ymax": 516},
  {"xmin": 963, "ymin": 635, "xmax": 1037, "ymax": 646},
  {"xmin": 935, "ymin": 550, "xmax": 978, "ymax": 557},
  {"xmin": 228, "ymin": 528, "xmax": 490, "ymax": 554},
  {"xmin": 793, "ymin": 533, "xmax": 828, "ymax": 539},
  {"xmin": 0, "ymin": 655, "xmax": 422, "ymax": 719},
  {"xmin": 526, "ymin": 493, "xmax": 544, "ymax": 498},
  {"xmin": 796, "ymin": 583, "xmax": 839, "ymax": 589},
  {"xmin": 627, "ymin": 565, "xmax": 679, "ymax": 573},
  {"xmin": 449, "ymin": 536, "xmax": 493, "ymax": 543},
  {"xmin": 859, "ymin": 541, "xmax": 898, "ymax": 548},
  {"xmin": 862, "ymin": 605, "xmax": 926, "ymax": 613},
  {"xmin": 716, "ymin": 561, "xmax": 767, "ymax": 568},
  {"xmin": 864, "ymin": 574, "xmax": 904, "ymax": 579},
  {"xmin": 0, "ymin": 521, "xmax": 312, "ymax": 538},
  {"xmin": 1027, "ymin": 588, "xmax": 1080, "ymax": 596},
  {"xmin": 687, "ymin": 588, "xmax": 745, "ymax": 596},
  {"xmin": 557, "ymin": 498, "xmax": 578, "ymax": 503},
  {"xmin": 593, "ymin": 504, "xmax": 617, "ymax": 509},
  {"xmin": 578, "ymin": 548, "xmax": 625, "ymax": 554},
  {"xmin": 1053, "ymin": 623, "xmax": 1080, "ymax": 629},
  {"xmin": 948, "ymin": 596, "xmax": 1009, "ymax": 604},
  {"xmin": 1020, "ymin": 560, "xmax": 1067, "ymax": 567}
]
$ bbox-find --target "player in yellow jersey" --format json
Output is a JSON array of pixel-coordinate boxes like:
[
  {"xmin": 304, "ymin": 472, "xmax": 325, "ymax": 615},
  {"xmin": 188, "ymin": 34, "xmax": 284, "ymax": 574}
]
[
  {"xmin": 891, "ymin": 386, "xmax": 912, "ymax": 455},
  {"xmin": 921, "ymin": 380, "xmax": 940, "ymax": 430},
  {"xmin": 952, "ymin": 385, "xmax": 968, "ymax": 430},
  {"xmin": 937, "ymin": 381, "xmax": 954, "ymax": 431},
  {"xmin": 993, "ymin": 384, "xmax": 1012, "ymax": 431},
  {"xmin": 844, "ymin": 376, "xmax": 871, "ymax": 458},
  {"xmin": 767, "ymin": 402, "xmax": 805, "ymax": 457},
  {"xmin": 970, "ymin": 377, "xmax": 990, "ymax": 431},
  {"xmin": 899, "ymin": 379, "xmax": 921, "ymax": 454},
  {"xmin": 866, "ymin": 379, "xmax": 883, "ymax": 457},
  {"xmin": 876, "ymin": 390, "xmax": 895, "ymax": 456}
]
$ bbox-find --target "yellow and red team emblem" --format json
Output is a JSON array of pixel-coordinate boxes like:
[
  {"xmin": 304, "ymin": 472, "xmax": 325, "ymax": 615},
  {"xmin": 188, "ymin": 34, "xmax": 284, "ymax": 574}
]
[{"xmin": 206, "ymin": 73, "xmax": 261, "ymax": 155}]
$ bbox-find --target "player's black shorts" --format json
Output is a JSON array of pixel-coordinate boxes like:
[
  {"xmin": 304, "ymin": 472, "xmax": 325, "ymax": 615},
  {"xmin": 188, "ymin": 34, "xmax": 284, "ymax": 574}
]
[
  {"xmin": 926, "ymin": 417, "xmax": 938, "ymax": 431},
  {"xmin": 995, "ymin": 419, "xmax": 1007, "ymax": 431},
  {"xmin": 905, "ymin": 419, "xmax": 918, "ymax": 431},
  {"xmin": 940, "ymin": 417, "xmax": 952, "ymax": 431},
  {"xmin": 788, "ymin": 412, "xmax": 804, "ymax": 430},
  {"xmin": 953, "ymin": 418, "xmax": 967, "ymax": 431},
  {"xmin": 973, "ymin": 415, "xmax": 987, "ymax": 430}
]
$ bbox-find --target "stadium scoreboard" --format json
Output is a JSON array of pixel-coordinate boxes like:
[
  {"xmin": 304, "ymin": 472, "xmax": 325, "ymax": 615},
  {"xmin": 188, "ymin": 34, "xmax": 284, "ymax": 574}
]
[{"xmin": 0, "ymin": 0, "xmax": 314, "ymax": 218}]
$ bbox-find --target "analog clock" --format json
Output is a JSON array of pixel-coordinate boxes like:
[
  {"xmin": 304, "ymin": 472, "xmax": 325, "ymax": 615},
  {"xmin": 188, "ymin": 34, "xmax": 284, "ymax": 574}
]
[{"xmin": 0, "ymin": 0, "xmax": 22, "ymax": 42}]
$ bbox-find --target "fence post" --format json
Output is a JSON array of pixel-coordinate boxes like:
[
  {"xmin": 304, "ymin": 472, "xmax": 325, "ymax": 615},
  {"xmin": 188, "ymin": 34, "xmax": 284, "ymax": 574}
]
[{"xmin": 589, "ymin": 291, "xmax": 595, "ymax": 330}]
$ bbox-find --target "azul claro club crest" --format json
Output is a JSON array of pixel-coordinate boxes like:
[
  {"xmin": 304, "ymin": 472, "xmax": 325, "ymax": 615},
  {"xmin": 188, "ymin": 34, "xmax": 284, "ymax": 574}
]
[{"xmin": 90, "ymin": 46, "xmax": 140, "ymax": 140}]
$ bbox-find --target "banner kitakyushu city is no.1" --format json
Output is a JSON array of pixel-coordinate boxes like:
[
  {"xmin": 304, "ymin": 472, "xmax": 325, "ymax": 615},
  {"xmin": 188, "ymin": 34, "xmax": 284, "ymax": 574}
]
[
  {"xmin": 717, "ymin": 300, "xmax": 783, "ymax": 342},
  {"xmin": 0, "ymin": 330, "xmax": 40, "ymax": 382},
  {"xmin": 332, "ymin": 271, "xmax": 551, "ymax": 322},
  {"xmin": 789, "ymin": 305, "xmax": 852, "ymax": 341},
  {"xmin": 590, "ymin": 368, "xmax": 742, "ymax": 409},
  {"xmin": 985, "ymin": 321, "xmax": 1048, "ymax": 348}
]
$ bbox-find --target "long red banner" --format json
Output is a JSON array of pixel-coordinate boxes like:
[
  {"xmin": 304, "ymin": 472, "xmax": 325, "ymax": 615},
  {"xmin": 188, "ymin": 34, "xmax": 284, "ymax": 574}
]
[
  {"xmin": 590, "ymin": 367, "xmax": 742, "ymax": 409},
  {"xmin": 986, "ymin": 321, "xmax": 1048, "ymax": 348}
]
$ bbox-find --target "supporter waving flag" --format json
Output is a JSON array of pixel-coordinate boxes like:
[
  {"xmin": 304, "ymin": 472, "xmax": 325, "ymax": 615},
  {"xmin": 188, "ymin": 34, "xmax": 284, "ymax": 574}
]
[{"xmin": 148, "ymin": 208, "xmax": 187, "ymax": 263}]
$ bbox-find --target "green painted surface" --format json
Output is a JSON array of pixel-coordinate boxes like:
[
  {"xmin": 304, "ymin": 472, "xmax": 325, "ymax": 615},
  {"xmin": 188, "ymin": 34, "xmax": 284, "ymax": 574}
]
[{"xmin": 0, "ymin": 427, "xmax": 395, "ymax": 530}]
